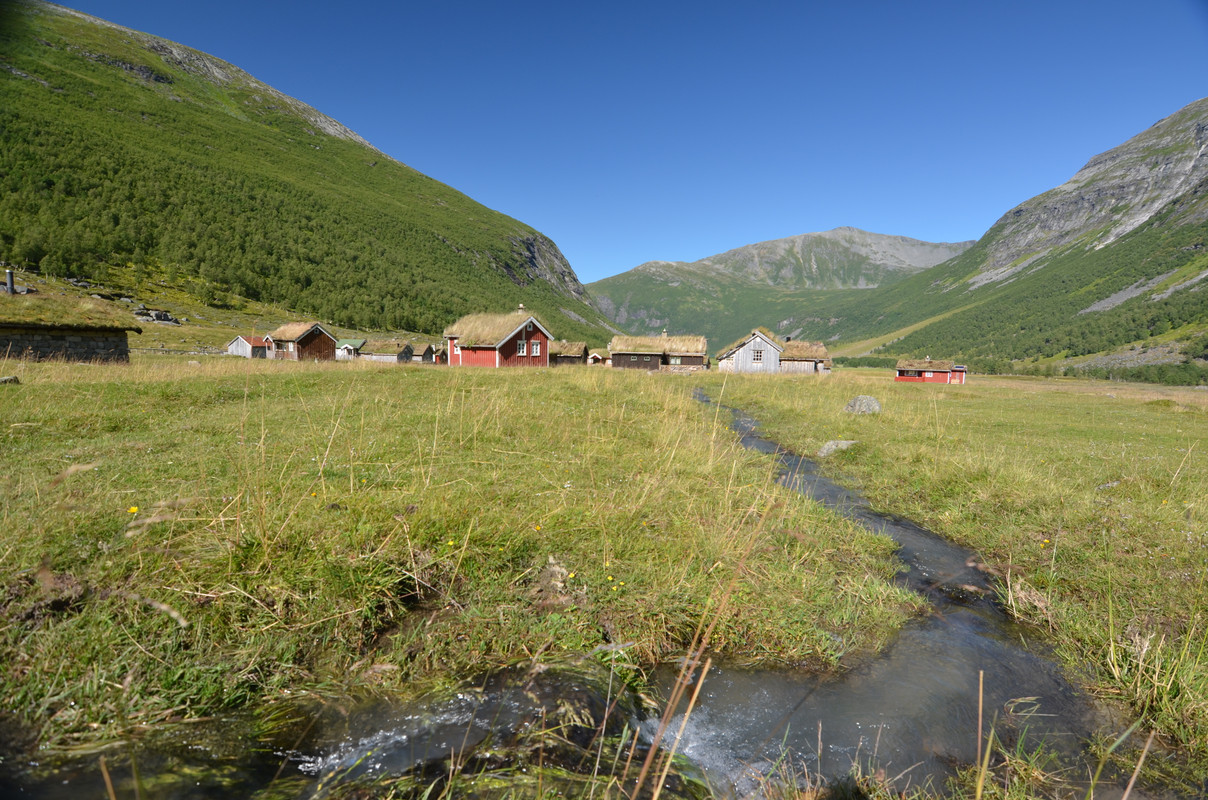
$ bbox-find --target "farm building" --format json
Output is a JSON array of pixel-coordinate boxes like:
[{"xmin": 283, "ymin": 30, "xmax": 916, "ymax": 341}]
[
  {"xmin": 335, "ymin": 338, "xmax": 367, "ymax": 361},
  {"xmin": 549, "ymin": 340, "xmax": 588, "ymax": 366},
  {"xmin": 780, "ymin": 340, "xmax": 832, "ymax": 375},
  {"xmin": 716, "ymin": 329, "xmax": 783, "ymax": 373},
  {"xmin": 443, "ymin": 305, "xmax": 552, "ymax": 368},
  {"xmin": 226, "ymin": 335, "xmax": 267, "ymax": 359},
  {"xmin": 608, "ymin": 331, "xmax": 709, "ymax": 372},
  {"xmin": 1, "ymin": 294, "xmax": 141, "ymax": 362},
  {"xmin": 265, "ymin": 322, "xmax": 337, "ymax": 361},
  {"xmin": 588, "ymin": 349, "xmax": 607, "ymax": 366},
  {"xmin": 894, "ymin": 357, "xmax": 966, "ymax": 384}
]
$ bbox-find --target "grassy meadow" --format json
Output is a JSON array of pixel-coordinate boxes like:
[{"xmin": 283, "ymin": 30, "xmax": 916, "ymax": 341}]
[
  {"xmin": 0, "ymin": 357, "xmax": 920, "ymax": 753},
  {"xmin": 707, "ymin": 370, "xmax": 1208, "ymax": 784}
]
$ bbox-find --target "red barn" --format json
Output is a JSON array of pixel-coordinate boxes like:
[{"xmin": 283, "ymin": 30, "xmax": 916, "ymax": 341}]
[
  {"xmin": 443, "ymin": 306, "xmax": 552, "ymax": 368},
  {"xmin": 894, "ymin": 357, "xmax": 967, "ymax": 384}
]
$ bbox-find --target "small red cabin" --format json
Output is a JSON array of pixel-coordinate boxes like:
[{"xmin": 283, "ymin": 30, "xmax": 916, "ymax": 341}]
[
  {"xmin": 894, "ymin": 357, "xmax": 967, "ymax": 384},
  {"xmin": 443, "ymin": 305, "xmax": 552, "ymax": 368}
]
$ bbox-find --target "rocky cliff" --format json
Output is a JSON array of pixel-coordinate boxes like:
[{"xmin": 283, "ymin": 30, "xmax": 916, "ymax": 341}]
[{"xmin": 971, "ymin": 96, "xmax": 1208, "ymax": 288}]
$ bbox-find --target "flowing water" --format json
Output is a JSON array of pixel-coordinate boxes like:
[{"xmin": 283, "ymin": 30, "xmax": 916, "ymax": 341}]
[{"xmin": 641, "ymin": 401, "xmax": 1157, "ymax": 797}]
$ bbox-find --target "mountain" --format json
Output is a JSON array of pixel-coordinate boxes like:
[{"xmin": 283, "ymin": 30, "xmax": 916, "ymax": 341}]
[
  {"xmin": 0, "ymin": 1, "xmax": 615, "ymax": 342},
  {"xmin": 589, "ymin": 97, "xmax": 1208, "ymax": 373},
  {"xmin": 588, "ymin": 228, "xmax": 973, "ymax": 347},
  {"xmin": 812, "ymin": 95, "xmax": 1208, "ymax": 369}
]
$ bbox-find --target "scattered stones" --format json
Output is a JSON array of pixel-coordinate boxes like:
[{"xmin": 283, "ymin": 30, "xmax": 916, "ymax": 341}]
[
  {"xmin": 1096, "ymin": 480, "xmax": 1121, "ymax": 491},
  {"xmin": 817, "ymin": 440, "xmax": 858, "ymax": 458},
  {"xmin": 843, "ymin": 395, "xmax": 882, "ymax": 414}
]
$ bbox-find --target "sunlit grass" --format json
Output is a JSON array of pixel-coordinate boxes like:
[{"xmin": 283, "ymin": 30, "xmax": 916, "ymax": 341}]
[
  {"xmin": 0, "ymin": 357, "xmax": 920, "ymax": 749},
  {"xmin": 708, "ymin": 369, "xmax": 1208, "ymax": 781}
]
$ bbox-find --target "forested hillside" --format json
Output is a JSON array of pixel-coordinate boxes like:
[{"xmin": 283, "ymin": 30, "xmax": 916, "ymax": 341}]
[{"xmin": 0, "ymin": 2, "xmax": 613, "ymax": 341}]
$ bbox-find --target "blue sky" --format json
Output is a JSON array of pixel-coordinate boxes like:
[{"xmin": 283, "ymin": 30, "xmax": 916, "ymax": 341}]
[{"xmin": 63, "ymin": 1, "xmax": 1208, "ymax": 283}]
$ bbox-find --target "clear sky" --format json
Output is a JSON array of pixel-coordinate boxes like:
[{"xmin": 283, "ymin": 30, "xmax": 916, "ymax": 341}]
[{"xmin": 59, "ymin": 0, "xmax": 1208, "ymax": 283}]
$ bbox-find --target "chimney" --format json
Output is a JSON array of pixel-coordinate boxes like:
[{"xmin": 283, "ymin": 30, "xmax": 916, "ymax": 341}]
[
  {"xmin": 4, "ymin": 269, "xmax": 13, "ymax": 295},
  {"xmin": 661, "ymin": 328, "xmax": 667, "ymax": 337},
  {"xmin": 518, "ymin": 303, "xmax": 526, "ymax": 313}
]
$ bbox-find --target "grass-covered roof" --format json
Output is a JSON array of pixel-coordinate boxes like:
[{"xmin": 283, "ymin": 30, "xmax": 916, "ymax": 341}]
[
  {"xmin": 895, "ymin": 357, "xmax": 956, "ymax": 371},
  {"xmin": 781, "ymin": 340, "xmax": 830, "ymax": 360},
  {"xmin": 266, "ymin": 322, "xmax": 330, "ymax": 342},
  {"xmin": 608, "ymin": 334, "xmax": 708, "ymax": 355},
  {"xmin": 0, "ymin": 293, "xmax": 141, "ymax": 331},
  {"xmin": 443, "ymin": 312, "xmax": 548, "ymax": 347}
]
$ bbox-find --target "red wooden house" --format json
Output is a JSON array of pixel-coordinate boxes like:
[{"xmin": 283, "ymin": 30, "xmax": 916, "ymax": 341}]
[
  {"xmin": 443, "ymin": 305, "xmax": 552, "ymax": 368},
  {"xmin": 894, "ymin": 357, "xmax": 967, "ymax": 384}
]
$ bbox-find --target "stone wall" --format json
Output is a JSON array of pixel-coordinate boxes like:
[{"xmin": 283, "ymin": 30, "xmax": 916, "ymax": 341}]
[{"xmin": 0, "ymin": 325, "xmax": 134, "ymax": 362}]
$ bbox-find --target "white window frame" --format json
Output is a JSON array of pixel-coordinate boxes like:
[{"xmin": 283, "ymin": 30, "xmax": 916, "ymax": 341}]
[
  {"xmin": 531, "ymin": 340, "xmax": 540, "ymax": 357},
  {"xmin": 517, "ymin": 340, "xmax": 527, "ymax": 356},
  {"xmin": 752, "ymin": 349, "xmax": 763, "ymax": 362}
]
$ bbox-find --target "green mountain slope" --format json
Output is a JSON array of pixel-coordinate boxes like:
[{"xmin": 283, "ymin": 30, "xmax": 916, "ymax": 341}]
[
  {"xmin": 589, "ymin": 98, "xmax": 1208, "ymax": 371},
  {"xmin": 588, "ymin": 227, "xmax": 972, "ymax": 348},
  {"xmin": 0, "ymin": 1, "xmax": 614, "ymax": 342}
]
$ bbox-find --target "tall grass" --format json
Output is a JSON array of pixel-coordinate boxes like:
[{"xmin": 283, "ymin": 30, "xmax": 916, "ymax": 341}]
[
  {"xmin": 711, "ymin": 370, "xmax": 1208, "ymax": 784},
  {"xmin": 0, "ymin": 357, "xmax": 920, "ymax": 751}
]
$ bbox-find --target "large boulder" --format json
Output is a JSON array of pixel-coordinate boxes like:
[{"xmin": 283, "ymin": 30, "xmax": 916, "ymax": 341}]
[{"xmin": 843, "ymin": 395, "xmax": 881, "ymax": 414}]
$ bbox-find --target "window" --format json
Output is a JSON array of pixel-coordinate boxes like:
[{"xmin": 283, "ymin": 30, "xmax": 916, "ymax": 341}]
[
  {"xmin": 924, "ymin": 371, "xmax": 933, "ymax": 378},
  {"xmin": 526, "ymin": 322, "xmax": 533, "ymax": 332},
  {"xmin": 752, "ymin": 349, "xmax": 763, "ymax": 362},
  {"xmin": 630, "ymin": 355, "xmax": 638, "ymax": 361},
  {"xmin": 531, "ymin": 341, "xmax": 540, "ymax": 357},
  {"xmin": 517, "ymin": 340, "xmax": 527, "ymax": 356},
  {"xmin": 643, "ymin": 355, "xmax": 651, "ymax": 362},
  {"xmin": 454, "ymin": 345, "xmax": 460, "ymax": 355},
  {"xmin": 669, "ymin": 356, "xmax": 681, "ymax": 365}
]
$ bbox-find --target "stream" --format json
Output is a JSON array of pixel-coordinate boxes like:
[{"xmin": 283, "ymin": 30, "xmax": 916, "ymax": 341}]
[
  {"xmin": 641, "ymin": 401, "xmax": 1150, "ymax": 797},
  {"xmin": 3, "ymin": 402, "xmax": 1186, "ymax": 798}
]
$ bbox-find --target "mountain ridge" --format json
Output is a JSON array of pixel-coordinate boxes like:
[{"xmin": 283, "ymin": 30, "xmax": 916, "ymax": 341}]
[{"xmin": 0, "ymin": 0, "xmax": 611, "ymax": 341}]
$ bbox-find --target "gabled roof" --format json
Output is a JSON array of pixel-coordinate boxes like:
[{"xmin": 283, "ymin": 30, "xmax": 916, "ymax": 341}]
[
  {"xmin": 266, "ymin": 322, "xmax": 333, "ymax": 342},
  {"xmin": 608, "ymin": 334, "xmax": 708, "ymax": 355},
  {"xmin": 443, "ymin": 311, "xmax": 552, "ymax": 347},
  {"xmin": 717, "ymin": 329, "xmax": 784, "ymax": 360},
  {"xmin": 335, "ymin": 338, "xmax": 367, "ymax": 350},
  {"xmin": 895, "ymin": 357, "xmax": 955, "ymax": 371},
  {"xmin": 227, "ymin": 335, "xmax": 267, "ymax": 347},
  {"xmin": 549, "ymin": 340, "xmax": 587, "ymax": 357},
  {"xmin": 780, "ymin": 340, "xmax": 830, "ymax": 361}
]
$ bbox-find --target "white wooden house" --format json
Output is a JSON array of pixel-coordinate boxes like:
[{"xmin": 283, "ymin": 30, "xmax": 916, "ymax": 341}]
[{"xmin": 716, "ymin": 329, "xmax": 783, "ymax": 373}]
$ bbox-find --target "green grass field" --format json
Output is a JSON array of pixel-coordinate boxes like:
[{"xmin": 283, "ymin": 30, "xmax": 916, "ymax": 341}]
[
  {"xmin": 0, "ymin": 357, "xmax": 919, "ymax": 753},
  {"xmin": 708, "ymin": 369, "xmax": 1208, "ymax": 789},
  {"xmin": 3, "ymin": 359, "xmax": 1205, "ymax": 796}
]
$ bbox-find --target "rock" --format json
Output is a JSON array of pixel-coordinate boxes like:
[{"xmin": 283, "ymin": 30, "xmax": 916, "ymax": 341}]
[
  {"xmin": 818, "ymin": 440, "xmax": 858, "ymax": 457},
  {"xmin": 843, "ymin": 395, "xmax": 881, "ymax": 414},
  {"xmin": 0, "ymin": 376, "xmax": 19, "ymax": 385}
]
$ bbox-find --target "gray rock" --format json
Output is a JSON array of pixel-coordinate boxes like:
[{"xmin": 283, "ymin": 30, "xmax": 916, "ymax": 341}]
[
  {"xmin": 817, "ymin": 440, "xmax": 857, "ymax": 458},
  {"xmin": 0, "ymin": 375, "xmax": 20, "ymax": 385},
  {"xmin": 843, "ymin": 395, "xmax": 881, "ymax": 414}
]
